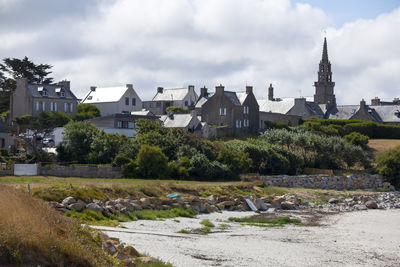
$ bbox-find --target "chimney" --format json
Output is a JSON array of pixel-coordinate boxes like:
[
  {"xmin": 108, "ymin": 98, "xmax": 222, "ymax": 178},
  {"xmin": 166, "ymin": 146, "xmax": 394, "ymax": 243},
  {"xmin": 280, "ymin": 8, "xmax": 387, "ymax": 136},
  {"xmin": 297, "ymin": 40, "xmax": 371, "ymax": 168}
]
[
  {"xmin": 90, "ymin": 86, "xmax": 96, "ymax": 92},
  {"xmin": 268, "ymin": 84, "xmax": 274, "ymax": 101},
  {"xmin": 200, "ymin": 86, "xmax": 208, "ymax": 97},
  {"xmin": 215, "ymin": 84, "xmax": 224, "ymax": 95},
  {"xmin": 58, "ymin": 80, "xmax": 70, "ymax": 91},
  {"xmin": 190, "ymin": 109, "xmax": 197, "ymax": 117},
  {"xmin": 393, "ymin": 98, "xmax": 400, "ymax": 104},
  {"xmin": 157, "ymin": 87, "xmax": 163, "ymax": 93},
  {"xmin": 126, "ymin": 84, "xmax": 133, "ymax": 89},
  {"xmin": 188, "ymin": 85, "xmax": 195, "ymax": 91},
  {"xmin": 360, "ymin": 98, "xmax": 366, "ymax": 108},
  {"xmin": 246, "ymin": 85, "xmax": 253, "ymax": 94},
  {"xmin": 294, "ymin": 97, "xmax": 306, "ymax": 106},
  {"xmin": 371, "ymin": 97, "xmax": 380, "ymax": 106}
]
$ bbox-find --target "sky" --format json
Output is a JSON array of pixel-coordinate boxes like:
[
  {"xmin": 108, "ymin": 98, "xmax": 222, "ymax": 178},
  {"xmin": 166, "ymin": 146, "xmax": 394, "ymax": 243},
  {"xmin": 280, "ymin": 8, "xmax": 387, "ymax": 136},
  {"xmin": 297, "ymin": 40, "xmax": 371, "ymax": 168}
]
[{"xmin": 0, "ymin": 0, "xmax": 399, "ymax": 104}]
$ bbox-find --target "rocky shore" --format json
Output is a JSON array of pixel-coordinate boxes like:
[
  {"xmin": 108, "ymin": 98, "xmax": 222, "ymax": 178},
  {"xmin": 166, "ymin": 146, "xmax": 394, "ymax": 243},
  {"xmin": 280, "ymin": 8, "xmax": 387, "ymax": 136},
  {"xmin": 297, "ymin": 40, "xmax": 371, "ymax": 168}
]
[{"xmin": 49, "ymin": 191, "xmax": 400, "ymax": 215}]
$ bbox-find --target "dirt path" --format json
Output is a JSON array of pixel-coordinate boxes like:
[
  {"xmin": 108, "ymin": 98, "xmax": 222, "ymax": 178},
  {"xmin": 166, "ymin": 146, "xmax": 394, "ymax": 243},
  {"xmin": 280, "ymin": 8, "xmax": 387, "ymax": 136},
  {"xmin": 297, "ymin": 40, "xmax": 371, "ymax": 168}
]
[{"xmin": 97, "ymin": 209, "xmax": 400, "ymax": 267}]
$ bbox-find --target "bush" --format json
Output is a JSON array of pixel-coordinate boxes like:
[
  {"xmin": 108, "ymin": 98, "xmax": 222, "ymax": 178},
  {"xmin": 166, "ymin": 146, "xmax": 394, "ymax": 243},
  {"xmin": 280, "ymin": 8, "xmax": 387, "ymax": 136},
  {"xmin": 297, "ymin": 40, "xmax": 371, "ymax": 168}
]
[
  {"xmin": 0, "ymin": 148, "xmax": 8, "ymax": 157},
  {"xmin": 264, "ymin": 120, "xmax": 289, "ymax": 130},
  {"xmin": 165, "ymin": 106, "xmax": 189, "ymax": 114},
  {"xmin": 344, "ymin": 132, "xmax": 369, "ymax": 149},
  {"xmin": 136, "ymin": 145, "xmax": 169, "ymax": 179},
  {"xmin": 376, "ymin": 146, "xmax": 400, "ymax": 189},
  {"xmin": 216, "ymin": 145, "xmax": 252, "ymax": 178},
  {"xmin": 122, "ymin": 159, "xmax": 138, "ymax": 178},
  {"xmin": 111, "ymin": 153, "xmax": 131, "ymax": 167}
]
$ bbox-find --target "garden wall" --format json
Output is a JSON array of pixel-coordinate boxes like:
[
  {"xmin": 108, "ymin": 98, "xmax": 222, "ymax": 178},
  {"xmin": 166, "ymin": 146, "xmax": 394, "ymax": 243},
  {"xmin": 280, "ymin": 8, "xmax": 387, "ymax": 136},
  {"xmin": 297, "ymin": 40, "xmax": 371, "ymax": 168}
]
[
  {"xmin": 243, "ymin": 173, "xmax": 384, "ymax": 190},
  {"xmin": 39, "ymin": 165, "xmax": 123, "ymax": 179}
]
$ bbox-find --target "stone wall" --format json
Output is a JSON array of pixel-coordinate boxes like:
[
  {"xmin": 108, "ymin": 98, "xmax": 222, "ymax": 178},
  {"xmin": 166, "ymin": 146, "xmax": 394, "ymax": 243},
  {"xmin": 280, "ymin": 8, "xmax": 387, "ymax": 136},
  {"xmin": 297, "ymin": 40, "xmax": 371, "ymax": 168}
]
[
  {"xmin": 39, "ymin": 165, "xmax": 123, "ymax": 179},
  {"xmin": 243, "ymin": 174, "xmax": 384, "ymax": 190}
]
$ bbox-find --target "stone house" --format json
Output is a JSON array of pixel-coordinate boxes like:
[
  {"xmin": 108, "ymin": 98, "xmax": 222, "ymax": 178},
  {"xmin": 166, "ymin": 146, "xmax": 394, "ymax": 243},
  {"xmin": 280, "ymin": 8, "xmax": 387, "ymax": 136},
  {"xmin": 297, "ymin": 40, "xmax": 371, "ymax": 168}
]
[
  {"xmin": 201, "ymin": 84, "xmax": 259, "ymax": 136},
  {"xmin": 87, "ymin": 113, "xmax": 159, "ymax": 138},
  {"xmin": 10, "ymin": 78, "xmax": 78, "ymax": 119},
  {"xmin": 82, "ymin": 84, "xmax": 142, "ymax": 116},
  {"xmin": 142, "ymin": 85, "xmax": 198, "ymax": 115}
]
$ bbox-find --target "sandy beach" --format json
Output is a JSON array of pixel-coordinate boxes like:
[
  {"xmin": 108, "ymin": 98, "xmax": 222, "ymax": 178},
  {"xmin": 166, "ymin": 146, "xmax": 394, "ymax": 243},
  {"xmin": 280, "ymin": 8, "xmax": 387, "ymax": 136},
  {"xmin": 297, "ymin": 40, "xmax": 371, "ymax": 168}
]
[{"xmin": 95, "ymin": 209, "xmax": 400, "ymax": 267}]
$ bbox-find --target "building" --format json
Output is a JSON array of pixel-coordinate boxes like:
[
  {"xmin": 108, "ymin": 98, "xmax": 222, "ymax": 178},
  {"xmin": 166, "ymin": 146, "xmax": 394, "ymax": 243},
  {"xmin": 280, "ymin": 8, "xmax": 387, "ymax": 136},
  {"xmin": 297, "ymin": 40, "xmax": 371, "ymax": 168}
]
[
  {"xmin": 10, "ymin": 78, "xmax": 78, "ymax": 119},
  {"xmin": 87, "ymin": 113, "xmax": 159, "ymax": 138},
  {"xmin": 142, "ymin": 85, "xmax": 198, "ymax": 115},
  {"xmin": 159, "ymin": 111, "xmax": 201, "ymax": 132},
  {"xmin": 200, "ymin": 84, "xmax": 259, "ymax": 136},
  {"xmin": 82, "ymin": 84, "xmax": 142, "ymax": 116}
]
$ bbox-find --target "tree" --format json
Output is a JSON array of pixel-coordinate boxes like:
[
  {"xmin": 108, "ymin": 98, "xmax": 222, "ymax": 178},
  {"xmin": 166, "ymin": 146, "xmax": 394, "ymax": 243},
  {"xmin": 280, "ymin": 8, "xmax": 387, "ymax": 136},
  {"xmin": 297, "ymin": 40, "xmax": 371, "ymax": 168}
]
[
  {"xmin": 376, "ymin": 146, "xmax": 400, "ymax": 189},
  {"xmin": 135, "ymin": 145, "xmax": 169, "ymax": 179},
  {"xmin": 0, "ymin": 57, "xmax": 53, "ymax": 113},
  {"xmin": 75, "ymin": 103, "xmax": 101, "ymax": 121},
  {"xmin": 11, "ymin": 112, "xmax": 60, "ymax": 160},
  {"xmin": 165, "ymin": 106, "xmax": 189, "ymax": 114}
]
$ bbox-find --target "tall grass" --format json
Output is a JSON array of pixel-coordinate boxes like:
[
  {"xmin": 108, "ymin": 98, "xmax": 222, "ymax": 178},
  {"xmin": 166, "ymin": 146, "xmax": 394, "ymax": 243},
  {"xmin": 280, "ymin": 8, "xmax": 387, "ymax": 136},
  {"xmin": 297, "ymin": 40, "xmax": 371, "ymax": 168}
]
[{"xmin": 0, "ymin": 185, "xmax": 114, "ymax": 266}]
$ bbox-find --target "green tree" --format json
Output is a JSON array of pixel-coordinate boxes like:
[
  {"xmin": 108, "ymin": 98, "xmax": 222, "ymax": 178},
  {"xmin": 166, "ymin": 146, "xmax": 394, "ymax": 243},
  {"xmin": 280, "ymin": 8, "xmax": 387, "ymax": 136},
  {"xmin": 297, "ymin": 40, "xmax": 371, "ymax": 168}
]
[
  {"xmin": 135, "ymin": 145, "xmax": 169, "ymax": 179},
  {"xmin": 0, "ymin": 57, "xmax": 53, "ymax": 113},
  {"xmin": 11, "ymin": 112, "xmax": 60, "ymax": 160},
  {"xmin": 165, "ymin": 106, "xmax": 189, "ymax": 114},
  {"xmin": 75, "ymin": 103, "xmax": 101, "ymax": 121},
  {"xmin": 344, "ymin": 132, "xmax": 369, "ymax": 149},
  {"xmin": 376, "ymin": 146, "xmax": 400, "ymax": 189}
]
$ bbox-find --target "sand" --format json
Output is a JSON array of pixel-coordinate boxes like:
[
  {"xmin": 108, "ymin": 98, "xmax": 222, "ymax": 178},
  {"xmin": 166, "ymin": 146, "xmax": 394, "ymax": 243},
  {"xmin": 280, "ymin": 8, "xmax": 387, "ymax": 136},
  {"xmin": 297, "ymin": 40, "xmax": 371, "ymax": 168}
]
[{"xmin": 94, "ymin": 209, "xmax": 400, "ymax": 267}]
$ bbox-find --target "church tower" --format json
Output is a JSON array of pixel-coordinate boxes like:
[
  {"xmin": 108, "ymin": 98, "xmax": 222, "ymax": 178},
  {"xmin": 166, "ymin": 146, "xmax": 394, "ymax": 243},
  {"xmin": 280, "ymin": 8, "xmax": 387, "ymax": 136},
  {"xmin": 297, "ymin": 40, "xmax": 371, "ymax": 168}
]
[{"xmin": 314, "ymin": 37, "xmax": 336, "ymax": 107}]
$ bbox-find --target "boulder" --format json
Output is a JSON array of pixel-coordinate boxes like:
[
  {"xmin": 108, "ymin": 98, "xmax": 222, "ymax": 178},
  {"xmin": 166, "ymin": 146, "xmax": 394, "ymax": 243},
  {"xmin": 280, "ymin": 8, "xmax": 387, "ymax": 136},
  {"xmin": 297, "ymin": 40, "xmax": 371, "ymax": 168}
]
[
  {"xmin": 123, "ymin": 245, "xmax": 140, "ymax": 257},
  {"xmin": 281, "ymin": 201, "xmax": 296, "ymax": 210},
  {"xmin": 86, "ymin": 203, "xmax": 104, "ymax": 212},
  {"xmin": 68, "ymin": 202, "xmax": 85, "ymax": 212},
  {"xmin": 328, "ymin": 198, "xmax": 339, "ymax": 204},
  {"xmin": 270, "ymin": 196, "xmax": 285, "ymax": 207},
  {"xmin": 62, "ymin": 196, "xmax": 76, "ymax": 206},
  {"xmin": 365, "ymin": 200, "xmax": 378, "ymax": 209},
  {"xmin": 102, "ymin": 240, "xmax": 117, "ymax": 255}
]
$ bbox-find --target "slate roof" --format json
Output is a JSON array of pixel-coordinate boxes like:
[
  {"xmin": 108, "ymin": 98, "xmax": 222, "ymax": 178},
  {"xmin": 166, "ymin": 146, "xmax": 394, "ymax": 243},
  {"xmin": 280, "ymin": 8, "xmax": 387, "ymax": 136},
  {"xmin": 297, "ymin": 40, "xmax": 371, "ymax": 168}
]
[
  {"xmin": 160, "ymin": 114, "xmax": 196, "ymax": 128},
  {"xmin": 325, "ymin": 105, "xmax": 360, "ymax": 120},
  {"xmin": 326, "ymin": 105, "xmax": 388, "ymax": 122},
  {"xmin": 235, "ymin": 92, "xmax": 248, "ymax": 105},
  {"xmin": 306, "ymin": 101, "xmax": 325, "ymax": 116},
  {"xmin": 224, "ymin": 91, "xmax": 241, "ymax": 105},
  {"xmin": 27, "ymin": 84, "xmax": 77, "ymax": 100},
  {"xmin": 195, "ymin": 92, "xmax": 214, "ymax": 108},
  {"xmin": 131, "ymin": 110, "xmax": 155, "ymax": 116},
  {"xmin": 83, "ymin": 86, "xmax": 128, "ymax": 103},
  {"xmin": 153, "ymin": 88, "xmax": 189, "ymax": 101},
  {"xmin": 369, "ymin": 105, "xmax": 400, "ymax": 123},
  {"xmin": 258, "ymin": 97, "xmax": 313, "ymax": 114}
]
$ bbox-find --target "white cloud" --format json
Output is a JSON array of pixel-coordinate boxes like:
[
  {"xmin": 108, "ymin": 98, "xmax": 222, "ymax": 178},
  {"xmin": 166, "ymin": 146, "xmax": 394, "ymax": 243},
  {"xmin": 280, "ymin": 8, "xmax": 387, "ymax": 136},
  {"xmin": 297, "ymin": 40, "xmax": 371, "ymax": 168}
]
[{"xmin": 0, "ymin": 0, "xmax": 399, "ymax": 104}]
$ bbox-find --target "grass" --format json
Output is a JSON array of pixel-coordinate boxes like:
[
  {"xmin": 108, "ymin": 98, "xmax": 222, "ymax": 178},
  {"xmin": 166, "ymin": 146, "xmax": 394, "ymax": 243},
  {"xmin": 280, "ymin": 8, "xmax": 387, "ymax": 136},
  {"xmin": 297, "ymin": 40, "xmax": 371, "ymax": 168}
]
[
  {"xmin": 200, "ymin": 219, "xmax": 215, "ymax": 228},
  {"xmin": 66, "ymin": 208, "xmax": 198, "ymax": 227},
  {"xmin": 137, "ymin": 261, "xmax": 173, "ymax": 267},
  {"xmin": 228, "ymin": 216, "xmax": 302, "ymax": 227},
  {"xmin": 0, "ymin": 185, "xmax": 116, "ymax": 266},
  {"xmin": 368, "ymin": 139, "xmax": 400, "ymax": 159}
]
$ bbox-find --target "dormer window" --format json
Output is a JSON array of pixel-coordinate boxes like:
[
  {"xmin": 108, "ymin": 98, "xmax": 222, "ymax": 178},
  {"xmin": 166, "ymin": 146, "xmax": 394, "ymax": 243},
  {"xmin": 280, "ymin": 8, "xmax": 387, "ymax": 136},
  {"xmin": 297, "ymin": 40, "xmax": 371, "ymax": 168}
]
[
  {"xmin": 38, "ymin": 86, "xmax": 48, "ymax": 97},
  {"xmin": 87, "ymin": 96, "xmax": 93, "ymax": 100},
  {"xmin": 56, "ymin": 87, "xmax": 66, "ymax": 98}
]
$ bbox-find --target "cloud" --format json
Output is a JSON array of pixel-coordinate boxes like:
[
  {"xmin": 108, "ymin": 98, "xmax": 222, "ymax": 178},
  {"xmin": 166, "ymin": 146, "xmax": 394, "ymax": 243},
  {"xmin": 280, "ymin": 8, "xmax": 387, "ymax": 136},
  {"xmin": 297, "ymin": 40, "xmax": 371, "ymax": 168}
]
[{"xmin": 0, "ymin": 0, "xmax": 399, "ymax": 104}]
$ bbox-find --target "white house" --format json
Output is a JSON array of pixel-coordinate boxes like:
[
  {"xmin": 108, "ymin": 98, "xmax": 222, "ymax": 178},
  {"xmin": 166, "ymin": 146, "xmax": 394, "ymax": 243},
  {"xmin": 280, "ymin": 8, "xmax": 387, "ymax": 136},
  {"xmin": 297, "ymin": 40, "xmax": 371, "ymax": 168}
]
[{"xmin": 82, "ymin": 84, "xmax": 142, "ymax": 116}]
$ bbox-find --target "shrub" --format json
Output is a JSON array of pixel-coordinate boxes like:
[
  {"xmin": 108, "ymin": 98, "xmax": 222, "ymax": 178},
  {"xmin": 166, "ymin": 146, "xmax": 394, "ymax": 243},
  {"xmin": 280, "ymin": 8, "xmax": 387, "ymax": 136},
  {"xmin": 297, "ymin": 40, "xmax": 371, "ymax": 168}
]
[
  {"xmin": 122, "ymin": 159, "xmax": 138, "ymax": 178},
  {"xmin": 376, "ymin": 146, "xmax": 400, "ymax": 189},
  {"xmin": 264, "ymin": 120, "xmax": 289, "ymax": 130},
  {"xmin": 0, "ymin": 148, "xmax": 8, "ymax": 157},
  {"xmin": 136, "ymin": 145, "xmax": 169, "ymax": 179},
  {"xmin": 111, "ymin": 153, "xmax": 131, "ymax": 167},
  {"xmin": 217, "ymin": 145, "xmax": 252, "ymax": 178},
  {"xmin": 344, "ymin": 132, "xmax": 369, "ymax": 149},
  {"xmin": 165, "ymin": 106, "xmax": 189, "ymax": 114}
]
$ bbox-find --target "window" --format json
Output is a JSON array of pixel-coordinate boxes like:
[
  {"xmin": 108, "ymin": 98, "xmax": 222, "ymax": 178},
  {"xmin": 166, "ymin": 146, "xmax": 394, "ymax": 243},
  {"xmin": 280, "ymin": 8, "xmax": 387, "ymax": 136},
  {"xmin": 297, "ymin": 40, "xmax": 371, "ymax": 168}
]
[
  {"xmin": 244, "ymin": 119, "xmax": 249, "ymax": 127},
  {"xmin": 64, "ymin": 103, "xmax": 68, "ymax": 112},
  {"xmin": 143, "ymin": 103, "xmax": 146, "ymax": 108},
  {"xmin": 128, "ymin": 122, "xmax": 135, "ymax": 129},
  {"xmin": 185, "ymin": 101, "xmax": 188, "ymax": 106},
  {"xmin": 132, "ymin": 98, "xmax": 136, "ymax": 106},
  {"xmin": 42, "ymin": 102, "xmax": 46, "ymax": 111},
  {"xmin": 125, "ymin": 97, "xmax": 129, "ymax": 105},
  {"xmin": 150, "ymin": 103, "xmax": 153, "ymax": 108},
  {"xmin": 219, "ymin": 107, "xmax": 226, "ymax": 116},
  {"xmin": 70, "ymin": 103, "xmax": 73, "ymax": 113},
  {"xmin": 117, "ymin": 121, "xmax": 122, "ymax": 128},
  {"xmin": 50, "ymin": 102, "xmax": 54, "ymax": 111},
  {"xmin": 156, "ymin": 102, "xmax": 161, "ymax": 107},
  {"xmin": 60, "ymin": 91, "xmax": 65, "ymax": 97},
  {"xmin": 54, "ymin": 102, "xmax": 58, "ymax": 112},
  {"xmin": 243, "ymin": 106, "xmax": 249, "ymax": 114},
  {"xmin": 36, "ymin": 102, "xmax": 39, "ymax": 111},
  {"xmin": 42, "ymin": 90, "xmax": 48, "ymax": 97},
  {"xmin": 236, "ymin": 120, "xmax": 242, "ymax": 128}
]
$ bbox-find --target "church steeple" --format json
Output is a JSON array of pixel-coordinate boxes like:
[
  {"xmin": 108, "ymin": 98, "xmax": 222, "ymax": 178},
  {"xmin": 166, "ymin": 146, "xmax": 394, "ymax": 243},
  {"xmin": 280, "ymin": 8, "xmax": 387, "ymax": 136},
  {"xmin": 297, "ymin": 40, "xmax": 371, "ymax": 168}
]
[{"xmin": 314, "ymin": 37, "xmax": 336, "ymax": 107}]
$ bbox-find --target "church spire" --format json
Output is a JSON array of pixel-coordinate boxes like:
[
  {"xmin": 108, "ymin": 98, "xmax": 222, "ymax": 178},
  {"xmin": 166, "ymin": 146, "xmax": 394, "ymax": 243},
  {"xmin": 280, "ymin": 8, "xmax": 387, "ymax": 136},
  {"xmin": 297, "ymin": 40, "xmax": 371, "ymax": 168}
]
[
  {"xmin": 314, "ymin": 37, "xmax": 336, "ymax": 107},
  {"xmin": 322, "ymin": 37, "xmax": 328, "ymax": 62}
]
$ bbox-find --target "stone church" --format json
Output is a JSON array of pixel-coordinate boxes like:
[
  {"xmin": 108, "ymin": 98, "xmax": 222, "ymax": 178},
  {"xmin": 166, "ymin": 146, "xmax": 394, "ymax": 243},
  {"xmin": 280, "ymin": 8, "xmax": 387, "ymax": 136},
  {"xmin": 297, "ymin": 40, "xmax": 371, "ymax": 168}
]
[{"xmin": 258, "ymin": 38, "xmax": 400, "ymax": 126}]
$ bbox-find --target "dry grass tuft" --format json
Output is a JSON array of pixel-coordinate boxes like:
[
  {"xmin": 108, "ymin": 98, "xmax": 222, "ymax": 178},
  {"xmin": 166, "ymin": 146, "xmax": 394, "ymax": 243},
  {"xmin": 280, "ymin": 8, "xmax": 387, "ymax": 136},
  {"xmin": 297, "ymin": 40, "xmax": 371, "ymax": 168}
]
[{"xmin": 0, "ymin": 185, "xmax": 114, "ymax": 266}]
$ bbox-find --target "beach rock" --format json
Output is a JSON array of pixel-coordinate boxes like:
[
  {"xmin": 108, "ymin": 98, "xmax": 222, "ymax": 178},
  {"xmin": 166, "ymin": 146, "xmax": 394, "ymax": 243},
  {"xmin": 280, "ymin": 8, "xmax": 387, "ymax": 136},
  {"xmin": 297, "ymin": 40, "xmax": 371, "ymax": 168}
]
[
  {"xmin": 281, "ymin": 201, "xmax": 296, "ymax": 210},
  {"xmin": 328, "ymin": 198, "xmax": 339, "ymax": 204},
  {"xmin": 270, "ymin": 196, "xmax": 285, "ymax": 207},
  {"xmin": 86, "ymin": 203, "xmax": 104, "ymax": 212},
  {"xmin": 102, "ymin": 240, "xmax": 117, "ymax": 255},
  {"xmin": 123, "ymin": 246, "xmax": 140, "ymax": 257},
  {"xmin": 68, "ymin": 202, "xmax": 85, "ymax": 212},
  {"xmin": 62, "ymin": 196, "xmax": 76, "ymax": 206},
  {"xmin": 137, "ymin": 257, "xmax": 157, "ymax": 264},
  {"xmin": 365, "ymin": 200, "xmax": 378, "ymax": 209}
]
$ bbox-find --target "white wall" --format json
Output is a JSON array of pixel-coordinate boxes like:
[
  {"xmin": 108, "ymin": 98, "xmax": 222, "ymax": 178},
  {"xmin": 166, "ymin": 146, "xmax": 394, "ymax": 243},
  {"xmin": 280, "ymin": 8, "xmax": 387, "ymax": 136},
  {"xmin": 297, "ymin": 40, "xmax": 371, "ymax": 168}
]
[{"xmin": 14, "ymin": 164, "xmax": 38, "ymax": 175}]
